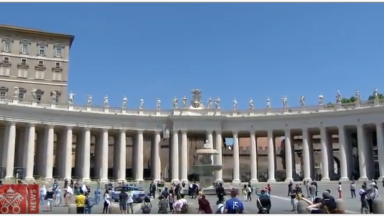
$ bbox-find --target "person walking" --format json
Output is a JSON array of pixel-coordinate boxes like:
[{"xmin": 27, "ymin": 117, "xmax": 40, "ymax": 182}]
[
  {"xmin": 102, "ymin": 190, "xmax": 110, "ymax": 214},
  {"xmin": 75, "ymin": 191, "xmax": 86, "ymax": 214}
]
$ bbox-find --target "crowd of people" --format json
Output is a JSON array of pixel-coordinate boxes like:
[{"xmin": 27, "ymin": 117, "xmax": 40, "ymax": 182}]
[{"xmin": 31, "ymin": 177, "xmax": 384, "ymax": 214}]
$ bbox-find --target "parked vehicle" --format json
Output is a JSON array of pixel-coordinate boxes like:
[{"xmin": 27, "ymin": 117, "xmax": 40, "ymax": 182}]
[{"xmin": 112, "ymin": 186, "xmax": 146, "ymax": 203}]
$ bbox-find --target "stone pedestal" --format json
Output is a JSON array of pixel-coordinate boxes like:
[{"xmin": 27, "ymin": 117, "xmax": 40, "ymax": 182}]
[{"xmin": 199, "ymin": 175, "xmax": 214, "ymax": 189}]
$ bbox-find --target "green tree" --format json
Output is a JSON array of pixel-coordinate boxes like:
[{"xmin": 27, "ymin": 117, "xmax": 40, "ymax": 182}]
[
  {"xmin": 368, "ymin": 93, "xmax": 384, "ymax": 100},
  {"xmin": 341, "ymin": 96, "xmax": 357, "ymax": 104}
]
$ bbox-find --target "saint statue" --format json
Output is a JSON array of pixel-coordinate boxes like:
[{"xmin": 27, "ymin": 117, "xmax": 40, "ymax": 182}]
[
  {"xmin": 68, "ymin": 91, "xmax": 75, "ymax": 105},
  {"xmin": 87, "ymin": 95, "xmax": 92, "ymax": 106},
  {"xmin": 139, "ymin": 99, "xmax": 144, "ymax": 109},
  {"xmin": 266, "ymin": 97, "xmax": 271, "ymax": 109},
  {"xmin": 173, "ymin": 97, "xmax": 178, "ymax": 108},
  {"xmin": 249, "ymin": 98, "xmax": 254, "ymax": 110},
  {"xmin": 122, "ymin": 96, "xmax": 128, "ymax": 108},
  {"xmin": 233, "ymin": 99, "xmax": 238, "ymax": 110},
  {"xmin": 318, "ymin": 94, "xmax": 324, "ymax": 105},
  {"xmin": 182, "ymin": 96, "xmax": 187, "ymax": 108},
  {"xmin": 207, "ymin": 98, "xmax": 212, "ymax": 109},
  {"xmin": 282, "ymin": 96, "xmax": 288, "ymax": 108},
  {"xmin": 300, "ymin": 95, "xmax": 305, "ymax": 107},
  {"xmin": 215, "ymin": 97, "xmax": 221, "ymax": 109},
  {"xmin": 103, "ymin": 95, "xmax": 109, "ymax": 107},
  {"xmin": 156, "ymin": 99, "xmax": 161, "ymax": 109}
]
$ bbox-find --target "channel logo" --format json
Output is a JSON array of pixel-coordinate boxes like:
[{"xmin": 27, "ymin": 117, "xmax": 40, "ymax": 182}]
[{"xmin": 0, "ymin": 184, "xmax": 39, "ymax": 214}]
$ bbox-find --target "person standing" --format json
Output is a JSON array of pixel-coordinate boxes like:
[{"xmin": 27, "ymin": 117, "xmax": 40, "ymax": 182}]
[
  {"xmin": 224, "ymin": 189, "xmax": 245, "ymax": 214},
  {"xmin": 350, "ymin": 181, "xmax": 356, "ymax": 198},
  {"xmin": 84, "ymin": 192, "xmax": 94, "ymax": 214},
  {"xmin": 127, "ymin": 189, "xmax": 134, "ymax": 214},
  {"xmin": 102, "ymin": 189, "xmax": 110, "ymax": 214},
  {"xmin": 75, "ymin": 191, "xmax": 86, "ymax": 214},
  {"xmin": 119, "ymin": 188, "xmax": 128, "ymax": 214}
]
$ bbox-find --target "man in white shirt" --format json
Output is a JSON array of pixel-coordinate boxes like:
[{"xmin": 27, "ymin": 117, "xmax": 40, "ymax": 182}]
[{"xmin": 126, "ymin": 190, "xmax": 134, "ymax": 214}]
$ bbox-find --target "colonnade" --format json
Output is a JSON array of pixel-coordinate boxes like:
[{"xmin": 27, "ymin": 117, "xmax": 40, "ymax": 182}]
[{"xmin": 0, "ymin": 121, "xmax": 383, "ymax": 183}]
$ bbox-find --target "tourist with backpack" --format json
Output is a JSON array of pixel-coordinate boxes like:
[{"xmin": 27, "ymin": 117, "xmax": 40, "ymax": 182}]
[
  {"xmin": 141, "ymin": 196, "xmax": 152, "ymax": 214},
  {"xmin": 158, "ymin": 195, "xmax": 169, "ymax": 214},
  {"xmin": 85, "ymin": 192, "xmax": 95, "ymax": 214},
  {"xmin": 216, "ymin": 199, "xmax": 225, "ymax": 214}
]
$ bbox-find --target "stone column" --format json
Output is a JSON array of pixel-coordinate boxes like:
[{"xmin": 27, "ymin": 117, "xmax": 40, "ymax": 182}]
[
  {"xmin": 376, "ymin": 124, "xmax": 384, "ymax": 181},
  {"xmin": 250, "ymin": 131, "xmax": 258, "ymax": 183},
  {"xmin": 180, "ymin": 130, "xmax": 188, "ymax": 183},
  {"xmin": 135, "ymin": 130, "xmax": 144, "ymax": 181},
  {"xmin": 284, "ymin": 129, "xmax": 293, "ymax": 182},
  {"xmin": 152, "ymin": 131, "xmax": 161, "ymax": 181},
  {"xmin": 338, "ymin": 126, "xmax": 349, "ymax": 181},
  {"xmin": 35, "ymin": 131, "xmax": 45, "ymax": 177},
  {"xmin": 320, "ymin": 127, "xmax": 330, "ymax": 181},
  {"xmin": 207, "ymin": 131, "xmax": 214, "ymax": 165},
  {"xmin": 56, "ymin": 132, "xmax": 66, "ymax": 178},
  {"xmin": 113, "ymin": 134, "xmax": 120, "ymax": 179},
  {"xmin": 100, "ymin": 129, "xmax": 109, "ymax": 183},
  {"xmin": 214, "ymin": 131, "xmax": 223, "ymax": 182},
  {"xmin": 357, "ymin": 124, "xmax": 368, "ymax": 181},
  {"xmin": 75, "ymin": 132, "xmax": 84, "ymax": 178},
  {"xmin": 267, "ymin": 130, "xmax": 276, "ymax": 182},
  {"xmin": 4, "ymin": 121, "xmax": 16, "ymax": 179},
  {"xmin": 24, "ymin": 123, "xmax": 35, "ymax": 181},
  {"xmin": 95, "ymin": 133, "xmax": 102, "ymax": 179},
  {"xmin": 171, "ymin": 130, "xmax": 179, "ymax": 183},
  {"xmin": 64, "ymin": 126, "xmax": 73, "ymax": 180},
  {"xmin": 44, "ymin": 125, "xmax": 54, "ymax": 180},
  {"xmin": 326, "ymin": 132, "xmax": 334, "ymax": 178},
  {"xmin": 15, "ymin": 129, "xmax": 25, "ymax": 168},
  {"xmin": 302, "ymin": 128, "xmax": 311, "ymax": 181},
  {"xmin": 118, "ymin": 130, "xmax": 127, "ymax": 181},
  {"xmin": 82, "ymin": 127, "xmax": 91, "ymax": 182},
  {"xmin": 232, "ymin": 131, "xmax": 240, "ymax": 184}
]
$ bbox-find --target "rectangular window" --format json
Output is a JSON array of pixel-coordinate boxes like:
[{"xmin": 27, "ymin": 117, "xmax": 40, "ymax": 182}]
[
  {"xmin": 53, "ymin": 71, "xmax": 62, "ymax": 81},
  {"xmin": 21, "ymin": 44, "xmax": 29, "ymax": 54},
  {"xmin": 18, "ymin": 92, "xmax": 24, "ymax": 100},
  {"xmin": 0, "ymin": 67, "xmax": 10, "ymax": 76},
  {"xmin": 0, "ymin": 92, "xmax": 6, "ymax": 100},
  {"xmin": 55, "ymin": 47, "xmax": 62, "ymax": 58},
  {"xmin": 38, "ymin": 45, "xmax": 46, "ymax": 56},
  {"xmin": 3, "ymin": 42, "xmax": 10, "ymax": 52},
  {"xmin": 21, "ymin": 59, "xmax": 27, "ymax": 64},
  {"xmin": 35, "ymin": 70, "xmax": 45, "ymax": 79},
  {"xmin": 36, "ymin": 95, "xmax": 42, "ymax": 102},
  {"xmin": 18, "ymin": 69, "xmax": 28, "ymax": 78}
]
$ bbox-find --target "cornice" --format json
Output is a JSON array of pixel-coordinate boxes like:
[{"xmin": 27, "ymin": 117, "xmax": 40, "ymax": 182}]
[{"xmin": 0, "ymin": 99, "xmax": 383, "ymax": 128}]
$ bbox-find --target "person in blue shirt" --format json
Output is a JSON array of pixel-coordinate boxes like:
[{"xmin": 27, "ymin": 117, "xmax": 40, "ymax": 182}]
[
  {"xmin": 94, "ymin": 188, "xmax": 101, "ymax": 205},
  {"xmin": 224, "ymin": 188, "xmax": 245, "ymax": 214}
]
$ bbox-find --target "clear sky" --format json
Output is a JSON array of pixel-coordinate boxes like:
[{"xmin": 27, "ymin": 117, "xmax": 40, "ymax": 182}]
[{"xmin": 1, "ymin": 3, "xmax": 383, "ymax": 109}]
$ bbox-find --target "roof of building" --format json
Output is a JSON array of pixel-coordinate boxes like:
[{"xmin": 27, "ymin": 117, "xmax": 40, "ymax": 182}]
[{"xmin": 0, "ymin": 24, "xmax": 75, "ymax": 47}]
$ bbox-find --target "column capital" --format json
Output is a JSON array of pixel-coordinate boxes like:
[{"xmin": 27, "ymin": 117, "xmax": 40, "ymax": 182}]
[
  {"xmin": 6, "ymin": 121, "xmax": 16, "ymax": 126},
  {"xmin": 232, "ymin": 131, "xmax": 238, "ymax": 136},
  {"xmin": 206, "ymin": 130, "xmax": 213, "ymax": 134},
  {"xmin": 180, "ymin": 130, "xmax": 187, "ymax": 134},
  {"xmin": 45, "ymin": 124, "xmax": 54, "ymax": 129},
  {"xmin": 136, "ymin": 129, "xmax": 144, "ymax": 134},
  {"xmin": 65, "ymin": 126, "xmax": 73, "ymax": 130},
  {"xmin": 101, "ymin": 128, "xmax": 109, "ymax": 133},
  {"xmin": 215, "ymin": 130, "xmax": 222, "ymax": 134},
  {"xmin": 26, "ymin": 123, "xmax": 35, "ymax": 127},
  {"xmin": 153, "ymin": 130, "xmax": 161, "ymax": 135},
  {"xmin": 83, "ymin": 127, "xmax": 91, "ymax": 132},
  {"xmin": 119, "ymin": 128, "xmax": 127, "ymax": 133}
]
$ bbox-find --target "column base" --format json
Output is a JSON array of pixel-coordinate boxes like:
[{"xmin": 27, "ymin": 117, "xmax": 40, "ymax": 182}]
[
  {"xmin": 171, "ymin": 179, "xmax": 180, "ymax": 184},
  {"xmin": 117, "ymin": 179, "xmax": 126, "ymax": 183},
  {"xmin": 135, "ymin": 179, "xmax": 144, "ymax": 183},
  {"xmin": 25, "ymin": 176, "xmax": 35, "ymax": 182},
  {"xmin": 267, "ymin": 178, "xmax": 276, "ymax": 183},
  {"xmin": 284, "ymin": 178, "xmax": 294, "ymax": 182},
  {"xmin": 4, "ymin": 176, "xmax": 14, "ymax": 181},
  {"xmin": 82, "ymin": 178, "xmax": 91, "ymax": 183},
  {"xmin": 100, "ymin": 179, "xmax": 109, "ymax": 184},
  {"xmin": 339, "ymin": 176, "xmax": 349, "ymax": 181},
  {"xmin": 358, "ymin": 176, "xmax": 368, "ymax": 182},
  {"xmin": 215, "ymin": 179, "xmax": 224, "ymax": 184},
  {"xmin": 44, "ymin": 177, "xmax": 53, "ymax": 182},
  {"xmin": 378, "ymin": 176, "xmax": 384, "ymax": 182},
  {"xmin": 232, "ymin": 179, "xmax": 241, "ymax": 185},
  {"xmin": 321, "ymin": 177, "xmax": 330, "ymax": 181},
  {"xmin": 250, "ymin": 179, "xmax": 259, "ymax": 184}
]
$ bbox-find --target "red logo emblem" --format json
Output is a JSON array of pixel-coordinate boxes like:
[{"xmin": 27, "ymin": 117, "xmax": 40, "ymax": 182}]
[{"xmin": 0, "ymin": 184, "xmax": 39, "ymax": 214}]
